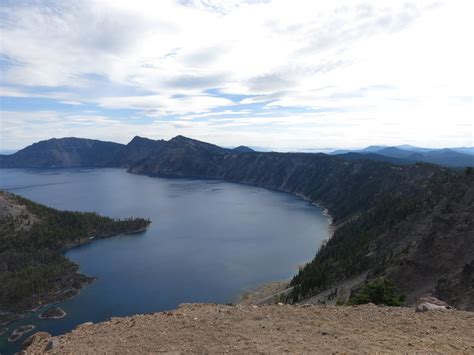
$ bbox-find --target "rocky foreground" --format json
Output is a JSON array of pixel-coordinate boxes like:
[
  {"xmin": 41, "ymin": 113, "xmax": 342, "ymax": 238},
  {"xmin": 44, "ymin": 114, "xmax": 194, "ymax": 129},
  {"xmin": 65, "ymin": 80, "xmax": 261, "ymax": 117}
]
[{"xmin": 24, "ymin": 303, "xmax": 474, "ymax": 354}]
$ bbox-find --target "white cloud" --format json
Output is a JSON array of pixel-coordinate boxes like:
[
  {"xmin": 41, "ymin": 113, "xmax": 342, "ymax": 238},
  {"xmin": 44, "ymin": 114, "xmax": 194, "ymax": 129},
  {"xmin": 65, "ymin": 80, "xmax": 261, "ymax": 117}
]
[
  {"xmin": 98, "ymin": 94, "xmax": 234, "ymax": 115},
  {"xmin": 0, "ymin": 0, "xmax": 473, "ymax": 149}
]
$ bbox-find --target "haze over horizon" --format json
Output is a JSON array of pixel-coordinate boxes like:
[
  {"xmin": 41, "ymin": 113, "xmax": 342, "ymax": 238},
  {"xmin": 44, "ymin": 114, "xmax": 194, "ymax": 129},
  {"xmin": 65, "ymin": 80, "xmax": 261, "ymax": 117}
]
[{"xmin": 1, "ymin": 0, "xmax": 473, "ymax": 150}]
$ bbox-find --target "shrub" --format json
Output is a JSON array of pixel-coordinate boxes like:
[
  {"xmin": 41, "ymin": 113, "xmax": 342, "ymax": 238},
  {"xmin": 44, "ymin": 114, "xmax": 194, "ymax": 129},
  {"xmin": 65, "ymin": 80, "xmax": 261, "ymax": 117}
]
[{"xmin": 348, "ymin": 278, "xmax": 406, "ymax": 306}]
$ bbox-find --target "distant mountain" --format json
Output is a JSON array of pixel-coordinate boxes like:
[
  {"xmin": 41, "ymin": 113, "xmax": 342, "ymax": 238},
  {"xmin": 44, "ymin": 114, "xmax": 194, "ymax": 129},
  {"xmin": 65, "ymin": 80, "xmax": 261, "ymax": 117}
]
[
  {"xmin": 330, "ymin": 145, "xmax": 473, "ymax": 167},
  {"xmin": 451, "ymin": 147, "xmax": 474, "ymax": 155},
  {"xmin": 232, "ymin": 145, "xmax": 255, "ymax": 153},
  {"xmin": 359, "ymin": 145, "xmax": 389, "ymax": 153},
  {"xmin": 0, "ymin": 135, "xmax": 229, "ymax": 170},
  {"xmin": 334, "ymin": 152, "xmax": 412, "ymax": 165},
  {"xmin": 395, "ymin": 144, "xmax": 434, "ymax": 153},
  {"xmin": 375, "ymin": 147, "xmax": 425, "ymax": 159},
  {"xmin": 0, "ymin": 137, "xmax": 125, "ymax": 168},
  {"xmin": 2, "ymin": 137, "xmax": 472, "ymax": 170}
]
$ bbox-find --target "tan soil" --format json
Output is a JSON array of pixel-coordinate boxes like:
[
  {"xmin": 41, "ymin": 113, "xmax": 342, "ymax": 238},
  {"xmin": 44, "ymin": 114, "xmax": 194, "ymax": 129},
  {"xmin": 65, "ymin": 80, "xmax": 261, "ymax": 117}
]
[
  {"xmin": 239, "ymin": 280, "xmax": 291, "ymax": 305},
  {"xmin": 24, "ymin": 303, "xmax": 474, "ymax": 354}
]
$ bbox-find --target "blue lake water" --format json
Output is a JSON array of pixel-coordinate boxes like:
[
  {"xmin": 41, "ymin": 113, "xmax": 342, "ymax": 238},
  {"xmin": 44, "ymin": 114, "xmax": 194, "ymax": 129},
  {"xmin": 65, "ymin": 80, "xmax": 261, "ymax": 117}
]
[{"xmin": 0, "ymin": 168, "xmax": 329, "ymax": 353}]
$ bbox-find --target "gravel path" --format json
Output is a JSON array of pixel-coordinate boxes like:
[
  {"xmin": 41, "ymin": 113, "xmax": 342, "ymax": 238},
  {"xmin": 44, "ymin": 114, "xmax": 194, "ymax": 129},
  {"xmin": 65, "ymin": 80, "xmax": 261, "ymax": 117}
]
[{"xmin": 24, "ymin": 303, "xmax": 474, "ymax": 354}]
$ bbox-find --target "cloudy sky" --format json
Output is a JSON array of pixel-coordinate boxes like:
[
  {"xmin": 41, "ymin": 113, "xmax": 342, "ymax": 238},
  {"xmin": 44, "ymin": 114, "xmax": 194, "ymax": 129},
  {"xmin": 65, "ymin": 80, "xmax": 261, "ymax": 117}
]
[{"xmin": 1, "ymin": 0, "xmax": 473, "ymax": 151}]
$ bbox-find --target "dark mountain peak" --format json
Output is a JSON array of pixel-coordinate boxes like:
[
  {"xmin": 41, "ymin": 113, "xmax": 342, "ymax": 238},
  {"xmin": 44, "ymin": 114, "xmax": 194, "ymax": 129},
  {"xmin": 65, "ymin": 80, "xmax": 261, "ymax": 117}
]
[
  {"xmin": 170, "ymin": 135, "xmax": 191, "ymax": 142},
  {"xmin": 360, "ymin": 145, "xmax": 388, "ymax": 153},
  {"xmin": 129, "ymin": 135, "xmax": 148, "ymax": 143},
  {"xmin": 168, "ymin": 135, "xmax": 227, "ymax": 154},
  {"xmin": 233, "ymin": 145, "xmax": 255, "ymax": 153},
  {"xmin": 128, "ymin": 136, "xmax": 162, "ymax": 146},
  {"xmin": 377, "ymin": 146, "xmax": 407, "ymax": 153}
]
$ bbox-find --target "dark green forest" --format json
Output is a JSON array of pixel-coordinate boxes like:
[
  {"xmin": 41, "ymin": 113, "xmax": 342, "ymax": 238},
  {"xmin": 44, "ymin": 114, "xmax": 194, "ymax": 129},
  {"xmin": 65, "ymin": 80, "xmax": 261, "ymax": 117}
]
[{"xmin": 0, "ymin": 192, "xmax": 150, "ymax": 313}]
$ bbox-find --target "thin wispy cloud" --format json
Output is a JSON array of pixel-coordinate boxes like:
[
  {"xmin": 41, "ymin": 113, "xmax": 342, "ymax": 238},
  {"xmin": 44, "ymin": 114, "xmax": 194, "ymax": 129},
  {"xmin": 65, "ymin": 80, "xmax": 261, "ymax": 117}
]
[{"xmin": 0, "ymin": 0, "xmax": 473, "ymax": 150}]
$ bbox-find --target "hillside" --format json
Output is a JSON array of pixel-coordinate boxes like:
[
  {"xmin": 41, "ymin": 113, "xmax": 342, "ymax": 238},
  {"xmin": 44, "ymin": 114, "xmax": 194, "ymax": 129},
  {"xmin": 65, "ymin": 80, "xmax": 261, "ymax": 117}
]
[
  {"xmin": 0, "ymin": 191, "xmax": 150, "ymax": 322},
  {"xmin": 22, "ymin": 303, "xmax": 474, "ymax": 353}
]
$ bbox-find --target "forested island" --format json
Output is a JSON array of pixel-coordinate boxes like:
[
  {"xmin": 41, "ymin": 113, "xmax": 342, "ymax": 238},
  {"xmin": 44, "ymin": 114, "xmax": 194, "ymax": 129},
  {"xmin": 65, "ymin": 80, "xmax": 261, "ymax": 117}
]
[{"xmin": 0, "ymin": 191, "xmax": 150, "ymax": 324}]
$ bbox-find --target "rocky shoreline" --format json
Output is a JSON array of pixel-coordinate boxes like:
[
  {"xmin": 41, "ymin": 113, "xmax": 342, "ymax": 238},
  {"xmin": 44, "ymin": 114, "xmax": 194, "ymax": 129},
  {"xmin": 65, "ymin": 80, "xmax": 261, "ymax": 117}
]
[{"xmin": 8, "ymin": 325, "xmax": 34, "ymax": 342}]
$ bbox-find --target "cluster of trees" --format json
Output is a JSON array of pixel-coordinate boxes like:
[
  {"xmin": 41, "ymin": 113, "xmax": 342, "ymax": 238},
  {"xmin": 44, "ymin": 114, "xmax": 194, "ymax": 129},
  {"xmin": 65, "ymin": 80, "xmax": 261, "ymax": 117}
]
[
  {"xmin": 347, "ymin": 278, "xmax": 406, "ymax": 306},
  {"xmin": 0, "ymin": 193, "xmax": 150, "ymax": 312}
]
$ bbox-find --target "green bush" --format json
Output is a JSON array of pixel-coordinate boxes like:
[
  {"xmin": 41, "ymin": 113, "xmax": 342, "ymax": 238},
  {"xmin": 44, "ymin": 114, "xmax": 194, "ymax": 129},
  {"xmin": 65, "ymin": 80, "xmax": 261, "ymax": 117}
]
[{"xmin": 348, "ymin": 278, "xmax": 406, "ymax": 306}]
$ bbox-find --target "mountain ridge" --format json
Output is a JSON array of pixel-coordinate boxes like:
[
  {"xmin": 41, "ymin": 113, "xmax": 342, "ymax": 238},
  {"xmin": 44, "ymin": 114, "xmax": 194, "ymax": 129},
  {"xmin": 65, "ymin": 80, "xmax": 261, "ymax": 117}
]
[
  {"xmin": 2, "ymin": 137, "xmax": 473, "ymax": 169},
  {"xmin": 330, "ymin": 145, "xmax": 473, "ymax": 167}
]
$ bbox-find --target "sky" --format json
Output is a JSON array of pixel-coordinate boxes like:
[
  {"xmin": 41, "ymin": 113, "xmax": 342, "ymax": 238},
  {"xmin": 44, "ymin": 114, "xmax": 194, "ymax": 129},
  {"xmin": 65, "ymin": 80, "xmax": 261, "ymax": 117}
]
[{"xmin": 0, "ymin": 0, "xmax": 473, "ymax": 151}]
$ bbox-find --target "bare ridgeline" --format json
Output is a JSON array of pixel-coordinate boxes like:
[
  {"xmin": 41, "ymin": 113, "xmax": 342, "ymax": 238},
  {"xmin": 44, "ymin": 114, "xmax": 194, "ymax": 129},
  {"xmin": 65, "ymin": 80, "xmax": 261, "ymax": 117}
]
[{"xmin": 1, "ymin": 135, "xmax": 473, "ymax": 353}]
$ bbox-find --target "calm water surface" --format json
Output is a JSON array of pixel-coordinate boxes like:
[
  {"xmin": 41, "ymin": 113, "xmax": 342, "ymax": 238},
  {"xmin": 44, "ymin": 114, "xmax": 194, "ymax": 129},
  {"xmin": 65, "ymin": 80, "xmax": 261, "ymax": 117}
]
[{"xmin": 0, "ymin": 168, "xmax": 328, "ymax": 353}]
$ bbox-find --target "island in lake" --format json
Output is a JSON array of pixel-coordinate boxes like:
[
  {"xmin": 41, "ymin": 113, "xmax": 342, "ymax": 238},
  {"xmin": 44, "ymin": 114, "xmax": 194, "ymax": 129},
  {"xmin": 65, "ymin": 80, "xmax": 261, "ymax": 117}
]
[
  {"xmin": 39, "ymin": 307, "xmax": 66, "ymax": 320},
  {"xmin": 0, "ymin": 190, "xmax": 151, "ymax": 327}
]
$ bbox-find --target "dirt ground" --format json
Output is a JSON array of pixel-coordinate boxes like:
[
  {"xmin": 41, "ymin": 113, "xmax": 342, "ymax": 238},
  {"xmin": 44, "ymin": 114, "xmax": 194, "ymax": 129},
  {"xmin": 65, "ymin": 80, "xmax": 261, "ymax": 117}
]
[{"xmin": 24, "ymin": 303, "xmax": 474, "ymax": 354}]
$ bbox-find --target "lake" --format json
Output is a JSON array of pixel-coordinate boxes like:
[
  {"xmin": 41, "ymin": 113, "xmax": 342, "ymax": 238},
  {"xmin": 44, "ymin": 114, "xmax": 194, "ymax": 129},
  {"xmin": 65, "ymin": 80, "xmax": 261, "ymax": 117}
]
[{"xmin": 0, "ymin": 168, "xmax": 329, "ymax": 353}]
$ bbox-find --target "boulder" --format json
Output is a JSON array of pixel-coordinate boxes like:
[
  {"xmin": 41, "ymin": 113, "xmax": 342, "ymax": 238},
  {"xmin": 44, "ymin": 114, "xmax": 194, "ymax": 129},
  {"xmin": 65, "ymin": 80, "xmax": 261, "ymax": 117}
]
[
  {"xmin": 415, "ymin": 297, "xmax": 452, "ymax": 312},
  {"xmin": 416, "ymin": 296, "xmax": 451, "ymax": 308}
]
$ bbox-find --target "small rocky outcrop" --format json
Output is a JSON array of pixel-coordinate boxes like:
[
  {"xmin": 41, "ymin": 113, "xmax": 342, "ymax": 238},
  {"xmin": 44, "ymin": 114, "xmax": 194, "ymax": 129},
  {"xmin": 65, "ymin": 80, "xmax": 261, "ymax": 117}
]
[
  {"xmin": 21, "ymin": 332, "xmax": 52, "ymax": 352},
  {"xmin": 415, "ymin": 297, "xmax": 452, "ymax": 312}
]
